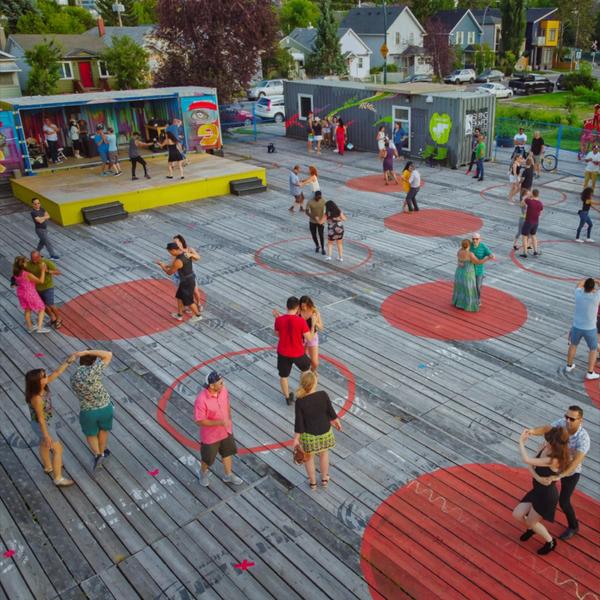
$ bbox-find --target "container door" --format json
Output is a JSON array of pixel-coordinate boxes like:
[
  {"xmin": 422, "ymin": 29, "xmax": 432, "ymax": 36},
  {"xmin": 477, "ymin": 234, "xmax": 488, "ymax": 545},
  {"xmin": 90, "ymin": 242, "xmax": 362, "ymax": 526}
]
[
  {"xmin": 410, "ymin": 108, "xmax": 429, "ymax": 154},
  {"xmin": 392, "ymin": 105, "xmax": 412, "ymax": 151},
  {"xmin": 79, "ymin": 62, "xmax": 93, "ymax": 88}
]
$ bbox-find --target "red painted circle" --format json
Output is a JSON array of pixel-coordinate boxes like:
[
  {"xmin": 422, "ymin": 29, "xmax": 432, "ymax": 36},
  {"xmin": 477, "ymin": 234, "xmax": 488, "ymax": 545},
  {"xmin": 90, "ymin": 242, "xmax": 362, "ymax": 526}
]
[
  {"xmin": 254, "ymin": 237, "xmax": 373, "ymax": 276},
  {"xmin": 480, "ymin": 183, "xmax": 567, "ymax": 206},
  {"xmin": 60, "ymin": 279, "xmax": 206, "ymax": 341},
  {"xmin": 510, "ymin": 240, "xmax": 600, "ymax": 282},
  {"xmin": 361, "ymin": 464, "xmax": 600, "ymax": 600},
  {"xmin": 381, "ymin": 281, "xmax": 528, "ymax": 341},
  {"xmin": 345, "ymin": 174, "xmax": 423, "ymax": 194},
  {"xmin": 584, "ymin": 364, "xmax": 600, "ymax": 408},
  {"xmin": 384, "ymin": 209, "xmax": 483, "ymax": 237},
  {"xmin": 156, "ymin": 347, "xmax": 355, "ymax": 454}
]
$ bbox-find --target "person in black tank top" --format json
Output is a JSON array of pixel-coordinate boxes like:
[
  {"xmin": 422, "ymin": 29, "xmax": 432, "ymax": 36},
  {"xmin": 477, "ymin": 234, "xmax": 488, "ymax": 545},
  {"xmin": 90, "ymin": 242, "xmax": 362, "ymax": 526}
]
[
  {"xmin": 156, "ymin": 242, "xmax": 202, "ymax": 322},
  {"xmin": 512, "ymin": 426, "xmax": 570, "ymax": 555},
  {"xmin": 575, "ymin": 186, "xmax": 599, "ymax": 242}
]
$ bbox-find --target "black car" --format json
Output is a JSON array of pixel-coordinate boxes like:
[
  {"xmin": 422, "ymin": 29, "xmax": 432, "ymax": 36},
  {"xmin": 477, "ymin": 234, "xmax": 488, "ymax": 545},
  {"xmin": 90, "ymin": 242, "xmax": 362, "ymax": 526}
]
[
  {"xmin": 508, "ymin": 74, "xmax": 554, "ymax": 95},
  {"xmin": 400, "ymin": 73, "xmax": 433, "ymax": 83},
  {"xmin": 475, "ymin": 69, "xmax": 504, "ymax": 83},
  {"xmin": 555, "ymin": 74, "xmax": 566, "ymax": 90}
]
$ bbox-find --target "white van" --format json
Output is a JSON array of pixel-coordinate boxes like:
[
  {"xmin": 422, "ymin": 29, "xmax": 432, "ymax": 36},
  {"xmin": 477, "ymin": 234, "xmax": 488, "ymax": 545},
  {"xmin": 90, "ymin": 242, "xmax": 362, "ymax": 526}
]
[
  {"xmin": 255, "ymin": 95, "xmax": 286, "ymax": 123},
  {"xmin": 247, "ymin": 79, "xmax": 285, "ymax": 100}
]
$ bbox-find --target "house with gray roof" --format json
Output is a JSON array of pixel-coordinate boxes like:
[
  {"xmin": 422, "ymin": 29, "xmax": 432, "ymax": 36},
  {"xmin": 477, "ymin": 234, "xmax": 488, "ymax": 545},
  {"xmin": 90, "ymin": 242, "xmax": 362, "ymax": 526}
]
[
  {"xmin": 430, "ymin": 9, "xmax": 483, "ymax": 68},
  {"xmin": 525, "ymin": 8, "xmax": 560, "ymax": 70},
  {"xmin": 471, "ymin": 8, "xmax": 502, "ymax": 54},
  {"xmin": 0, "ymin": 49, "xmax": 21, "ymax": 98},
  {"xmin": 280, "ymin": 26, "xmax": 372, "ymax": 79},
  {"xmin": 339, "ymin": 5, "xmax": 430, "ymax": 77}
]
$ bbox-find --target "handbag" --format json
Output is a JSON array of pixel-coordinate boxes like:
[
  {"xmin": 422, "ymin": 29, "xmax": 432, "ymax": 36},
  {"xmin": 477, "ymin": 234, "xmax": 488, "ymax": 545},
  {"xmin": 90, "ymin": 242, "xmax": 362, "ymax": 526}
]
[{"xmin": 293, "ymin": 445, "xmax": 309, "ymax": 464}]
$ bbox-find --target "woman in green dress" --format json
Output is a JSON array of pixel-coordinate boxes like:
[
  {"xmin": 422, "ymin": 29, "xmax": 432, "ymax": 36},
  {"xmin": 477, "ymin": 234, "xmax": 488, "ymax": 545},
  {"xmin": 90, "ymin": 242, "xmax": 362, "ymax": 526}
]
[{"xmin": 452, "ymin": 239, "xmax": 491, "ymax": 312}]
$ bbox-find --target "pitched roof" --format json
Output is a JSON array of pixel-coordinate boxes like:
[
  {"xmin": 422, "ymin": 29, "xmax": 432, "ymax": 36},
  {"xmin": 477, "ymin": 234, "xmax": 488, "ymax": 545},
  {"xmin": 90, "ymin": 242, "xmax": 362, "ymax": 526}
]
[
  {"xmin": 431, "ymin": 9, "xmax": 482, "ymax": 33},
  {"xmin": 287, "ymin": 27, "xmax": 318, "ymax": 51},
  {"xmin": 340, "ymin": 5, "xmax": 406, "ymax": 35},
  {"xmin": 83, "ymin": 26, "xmax": 155, "ymax": 48},
  {"xmin": 471, "ymin": 8, "xmax": 502, "ymax": 25},
  {"xmin": 526, "ymin": 8, "xmax": 558, "ymax": 23},
  {"xmin": 8, "ymin": 33, "xmax": 106, "ymax": 57}
]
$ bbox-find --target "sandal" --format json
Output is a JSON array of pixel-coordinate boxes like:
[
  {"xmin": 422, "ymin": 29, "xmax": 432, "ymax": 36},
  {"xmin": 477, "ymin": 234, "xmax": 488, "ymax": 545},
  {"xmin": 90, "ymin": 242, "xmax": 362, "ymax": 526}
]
[
  {"xmin": 44, "ymin": 467, "xmax": 53, "ymax": 475},
  {"xmin": 309, "ymin": 480, "xmax": 317, "ymax": 491},
  {"xmin": 54, "ymin": 477, "xmax": 74, "ymax": 487},
  {"xmin": 321, "ymin": 476, "xmax": 330, "ymax": 488}
]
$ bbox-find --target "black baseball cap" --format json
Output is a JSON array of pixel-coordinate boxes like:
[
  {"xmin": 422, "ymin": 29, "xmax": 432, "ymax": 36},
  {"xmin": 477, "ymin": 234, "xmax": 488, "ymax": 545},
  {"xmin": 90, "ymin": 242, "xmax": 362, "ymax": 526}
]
[
  {"xmin": 166, "ymin": 242, "xmax": 179, "ymax": 250},
  {"xmin": 205, "ymin": 371, "xmax": 223, "ymax": 387}
]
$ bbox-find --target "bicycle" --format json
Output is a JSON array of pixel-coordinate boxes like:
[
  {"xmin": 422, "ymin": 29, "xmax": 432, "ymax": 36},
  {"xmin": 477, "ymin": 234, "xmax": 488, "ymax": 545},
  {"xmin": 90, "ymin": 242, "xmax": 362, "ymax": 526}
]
[{"xmin": 541, "ymin": 151, "xmax": 557, "ymax": 172}]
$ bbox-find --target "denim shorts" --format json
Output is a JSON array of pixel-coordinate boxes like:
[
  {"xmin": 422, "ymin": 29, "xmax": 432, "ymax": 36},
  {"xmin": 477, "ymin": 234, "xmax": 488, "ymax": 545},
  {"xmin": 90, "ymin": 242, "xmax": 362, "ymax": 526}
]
[
  {"xmin": 30, "ymin": 419, "xmax": 58, "ymax": 446},
  {"xmin": 570, "ymin": 326, "xmax": 598, "ymax": 351},
  {"xmin": 38, "ymin": 287, "xmax": 55, "ymax": 306}
]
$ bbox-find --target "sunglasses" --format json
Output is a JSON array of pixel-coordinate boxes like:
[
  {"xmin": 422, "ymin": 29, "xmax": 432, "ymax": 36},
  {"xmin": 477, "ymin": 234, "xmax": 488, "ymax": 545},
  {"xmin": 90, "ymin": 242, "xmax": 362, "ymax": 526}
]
[{"xmin": 564, "ymin": 415, "xmax": 580, "ymax": 422}]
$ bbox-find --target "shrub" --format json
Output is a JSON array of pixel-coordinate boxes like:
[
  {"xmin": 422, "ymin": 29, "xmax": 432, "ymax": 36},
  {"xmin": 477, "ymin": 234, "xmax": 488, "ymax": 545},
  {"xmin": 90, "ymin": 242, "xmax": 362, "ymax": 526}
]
[
  {"xmin": 559, "ymin": 65, "xmax": 596, "ymax": 91},
  {"xmin": 572, "ymin": 85, "xmax": 600, "ymax": 104},
  {"xmin": 370, "ymin": 64, "xmax": 398, "ymax": 74}
]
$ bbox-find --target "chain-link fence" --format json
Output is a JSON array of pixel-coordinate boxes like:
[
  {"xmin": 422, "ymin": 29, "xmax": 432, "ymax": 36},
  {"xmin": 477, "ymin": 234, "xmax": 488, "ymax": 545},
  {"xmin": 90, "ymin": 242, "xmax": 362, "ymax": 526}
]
[{"xmin": 494, "ymin": 117, "xmax": 591, "ymax": 178}]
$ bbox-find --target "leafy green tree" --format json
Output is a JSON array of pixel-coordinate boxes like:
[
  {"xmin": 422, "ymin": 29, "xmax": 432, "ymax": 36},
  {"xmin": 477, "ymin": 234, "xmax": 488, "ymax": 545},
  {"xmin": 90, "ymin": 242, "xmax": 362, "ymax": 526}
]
[
  {"xmin": 262, "ymin": 46, "xmax": 295, "ymax": 78},
  {"xmin": 452, "ymin": 44, "xmax": 465, "ymax": 69},
  {"xmin": 500, "ymin": 0, "xmax": 526, "ymax": 57},
  {"xmin": 96, "ymin": 0, "xmax": 137, "ymax": 26},
  {"xmin": 474, "ymin": 43, "xmax": 496, "ymax": 72},
  {"xmin": 16, "ymin": 0, "xmax": 95, "ymax": 33},
  {"xmin": 100, "ymin": 35, "xmax": 149, "ymax": 89},
  {"xmin": 0, "ymin": 0, "xmax": 35, "ymax": 32},
  {"xmin": 305, "ymin": 0, "xmax": 345, "ymax": 76},
  {"xmin": 279, "ymin": 0, "xmax": 320, "ymax": 35},
  {"xmin": 24, "ymin": 39, "xmax": 62, "ymax": 95},
  {"xmin": 408, "ymin": 0, "xmax": 454, "ymax": 25},
  {"xmin": 131, "ymin": 0, "xmax": 157, "ymax": 24}
]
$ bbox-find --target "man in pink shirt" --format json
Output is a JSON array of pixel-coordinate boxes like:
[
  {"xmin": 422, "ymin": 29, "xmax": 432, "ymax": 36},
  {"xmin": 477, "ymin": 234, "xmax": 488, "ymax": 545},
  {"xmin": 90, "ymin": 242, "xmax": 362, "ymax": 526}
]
[{"xmin": 194, "ymin": 371, "xmax": 243, "ymax": 487}]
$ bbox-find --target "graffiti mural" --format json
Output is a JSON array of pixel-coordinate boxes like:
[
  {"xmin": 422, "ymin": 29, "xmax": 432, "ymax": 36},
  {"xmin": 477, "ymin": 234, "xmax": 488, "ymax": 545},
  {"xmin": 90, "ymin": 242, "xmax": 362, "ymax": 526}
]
[
  {"xmin": 0, "ymin": 111, "xmax": 21, "ymax": 179},
  {"xmin": 181, "ymin": 95, "xmax": 222, "ymax": 152}
]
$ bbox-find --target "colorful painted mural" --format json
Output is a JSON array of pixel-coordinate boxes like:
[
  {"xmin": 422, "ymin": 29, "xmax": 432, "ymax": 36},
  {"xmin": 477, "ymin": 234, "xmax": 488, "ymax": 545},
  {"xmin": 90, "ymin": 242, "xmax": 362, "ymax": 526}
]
[
  {"xmin": 181, "ymin": 95, "xmax": 222, "ymax": 152},
  {"xmin": 0, "ymin": 111, "xmax": 22, "ymax": 179},
  {"xmin": 429, "ymin": 113, "xmax": 452, "ymax": 145}
]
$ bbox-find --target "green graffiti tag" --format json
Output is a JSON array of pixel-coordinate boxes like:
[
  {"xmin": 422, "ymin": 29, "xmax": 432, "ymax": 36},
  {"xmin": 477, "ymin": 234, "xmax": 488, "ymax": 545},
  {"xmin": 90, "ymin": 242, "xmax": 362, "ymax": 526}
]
[{"xmin": 429, "ymin": 112, "xmax": 452, "ymax": 144}]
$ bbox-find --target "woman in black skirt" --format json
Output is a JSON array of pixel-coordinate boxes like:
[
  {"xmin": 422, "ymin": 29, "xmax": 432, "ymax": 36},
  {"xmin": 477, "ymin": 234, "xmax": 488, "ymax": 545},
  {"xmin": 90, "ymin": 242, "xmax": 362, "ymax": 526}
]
[
  {"xmin": 160, "ymin": 131, "xmax": 185, "ymax": 179},
  {"xmin": 512, "ymin": 426, "xmax": 570, "ymax": 555}
]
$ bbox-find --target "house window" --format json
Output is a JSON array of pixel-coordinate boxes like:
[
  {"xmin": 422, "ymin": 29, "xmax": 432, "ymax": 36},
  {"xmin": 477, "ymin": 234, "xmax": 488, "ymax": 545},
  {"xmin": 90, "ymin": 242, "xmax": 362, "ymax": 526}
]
[
  {"xmin": 467, "ymin": 31, "xmax": 475, "ymax": 44},
  {"xmin": 409, "ymin": 32, "xmax": 415, "ymax": 45},
  {"xmin": 60, "ymin": 61, "xmax": 73, "ymax": 80},
  {"xmin": 298, "ymin": 93, "xmax": 313, "ymax": 120},
  {"xmin": 392, "ymin": 105, "xmax": 411, "ymax": 151},
  {"xmin": 357, "ymin": 57, "xmax": 363, "ymax": 69},
  {"xmin": 98, "ymin": 61, "xmax": 110, "ymax": 78},
  {"xmin": 548, "ymin": 29, "xmax": 556, "ymax": 42},
  {"xmin": 395, "ymin": 32, "xmax": 400, "ymax": 45},
  {"xmin": 456, "ymin": 31, "xmax": 465, "ymax": 45}
]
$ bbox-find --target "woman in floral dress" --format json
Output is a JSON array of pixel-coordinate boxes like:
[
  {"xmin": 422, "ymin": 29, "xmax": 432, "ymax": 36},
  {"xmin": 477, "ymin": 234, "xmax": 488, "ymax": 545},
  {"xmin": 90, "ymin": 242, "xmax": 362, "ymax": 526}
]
[
  {"xmin": 12, "ymin": 255, "xmax": 50, "ymax": 333},
  {"xmin": 452, "ymin": 240, "xmax": 491, "ymax": 312}
]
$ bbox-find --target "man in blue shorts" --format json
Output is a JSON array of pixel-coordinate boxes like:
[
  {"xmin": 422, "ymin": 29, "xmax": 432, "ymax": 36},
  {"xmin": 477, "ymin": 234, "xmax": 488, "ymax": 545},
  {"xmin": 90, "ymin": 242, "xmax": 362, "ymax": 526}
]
[
  {"xmin": 566, "ymin": 277, "xmax": 600, "ymax": 380},
  {"xmin": 26, "ymin": 251, "xmax": 62, "ymax": 329},
  {"xmin": 94, "ymin": 124, "xmax": 110, "ymax": 176}
]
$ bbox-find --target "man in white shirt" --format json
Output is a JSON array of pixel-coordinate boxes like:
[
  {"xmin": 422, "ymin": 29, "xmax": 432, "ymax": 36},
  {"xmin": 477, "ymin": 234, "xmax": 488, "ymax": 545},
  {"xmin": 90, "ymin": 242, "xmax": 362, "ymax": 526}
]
[
  {"xmin": 583, "ymin": 144, "xmax": 600, "ymax": 191},
  {"xmin": 406, "ymin": 162, "xmax": 421, "ymax": 212},
  {"xmin": 43, "ymin": 118, "xmax": 60, "ymax": 164},
  {"xmin": 512, "ymin": 127, "xmax": 527, "ymax": 159}
]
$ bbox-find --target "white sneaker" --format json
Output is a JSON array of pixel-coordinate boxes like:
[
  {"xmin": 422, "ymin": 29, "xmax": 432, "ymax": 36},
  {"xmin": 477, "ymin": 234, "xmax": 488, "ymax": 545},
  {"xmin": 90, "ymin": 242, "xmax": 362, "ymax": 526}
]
[
  {"xmin": 325, "ymin": 255, "xmax": 332, "ymax": 261},
  {"xmin": 171, "ymin": 312, "xmax": 183, "ymax": 321},
  {"xmin": 585, "ymin": 372, "xmax": 600, "ymax": 380},
  {"xmin": 199, "ymin": 471, "xmax": 211, "ymax": 487},
  {"xmin": 223, "ymin": 473, "xmax": 243, "ymax": 485},
  {"xmin": 35, "ymin": 328, "xmax": 51, "ymax": 334},
  {"xmin": 565, "ymin": 364, "xmax": 575, "ymax": 372},
  {"xmin": 585, "ymin": 238, "xmax": 595, "ymax": 243},
  {"xmin": 337, "ymin": 257, "xmax": 344, "ymax": 262},
  {"xmin": 189, "ymin": 315, "xmax": 203, "ymax": 323},
  {"xmin": 574, "ymin": 239, "xmax": 584, "ymax": 243}
]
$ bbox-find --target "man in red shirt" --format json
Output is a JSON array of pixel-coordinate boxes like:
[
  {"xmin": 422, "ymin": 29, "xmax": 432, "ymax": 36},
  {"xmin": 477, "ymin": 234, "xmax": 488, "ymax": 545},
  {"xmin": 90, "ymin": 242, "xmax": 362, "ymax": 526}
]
[
  {"xmin": 194, "ymin": 371, "xmax": 243, "ymax": 487},
  {"xmin": 519, "ymin": 188, "xmax": 544, "ymax": 258},
  {"xmin": 274, "ymin": 296, "xmax": 315, "ymax": 405}
]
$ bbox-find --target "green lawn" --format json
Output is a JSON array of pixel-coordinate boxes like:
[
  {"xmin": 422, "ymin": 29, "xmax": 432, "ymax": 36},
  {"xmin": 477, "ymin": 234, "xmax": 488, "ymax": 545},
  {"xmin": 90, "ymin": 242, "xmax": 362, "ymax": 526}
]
[{"xmin": 508, "ymin": 92, "xmax": 569, "ymax": 107}]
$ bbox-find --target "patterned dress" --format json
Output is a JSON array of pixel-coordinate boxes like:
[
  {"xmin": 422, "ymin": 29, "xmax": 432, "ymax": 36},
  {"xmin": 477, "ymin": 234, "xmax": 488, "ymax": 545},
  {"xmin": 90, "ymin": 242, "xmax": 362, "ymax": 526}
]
[
  {"xmin": 15, "ymin": 271, "xmax": 45, "ymax": 312},
  {"xmin": 452, "ymin": 254, "xmax": 480, "ymax": 312},
  {"xmin": 327, "ymin": 216, "xmax": 344, "ymax": 241}
]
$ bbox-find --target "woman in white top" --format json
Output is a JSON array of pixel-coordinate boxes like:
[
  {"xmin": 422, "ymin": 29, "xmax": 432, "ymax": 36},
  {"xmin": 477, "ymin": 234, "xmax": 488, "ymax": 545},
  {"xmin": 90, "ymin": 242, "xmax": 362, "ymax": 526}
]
[
  {"xmin": 302, "ymin": 165, "xmax": 320, "ymax": 197},
  {"xmin": 69, "ymin": 120, "xmax": 81, "ymax": 159},
  {"xmin": 376, "ymin": 126, "xmax": 387, "ymax": 151},
  {"xmin": 508, "ymin": 155, "xmax": 524, "ymax": 204}
]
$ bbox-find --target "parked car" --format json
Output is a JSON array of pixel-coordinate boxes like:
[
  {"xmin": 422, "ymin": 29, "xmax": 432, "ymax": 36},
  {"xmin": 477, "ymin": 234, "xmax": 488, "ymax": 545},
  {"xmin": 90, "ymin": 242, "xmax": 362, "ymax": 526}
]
[
  {"xmin": 507, "ymin": 74, "xmax": 554, "ymax": 95},
  {"xmin": 247, "ymin": 79, "xmax": 285, "ymax": 100},
  {"xmin": 400, "ymin": 73, "xmax": 433, "ymax": 83},
  {"xmin": 475, "ymin": 69, "xmax": 504, "ymax": 83},
  {"xmin": 477, "ymin": 82, "xmax": 513, "ymax": 98},
  {"xmin": 444, "ymin": 69, "xmax": 476, "ymax": 84},
  {"xmin": 555, "ymin": 73, "xmax": 567, "ymax": 90},
  {"xmin": 255, "ymin": 95, "xmax": 286, "ymax": 123},
  {"xmin": 219, "ymin": 104, "xmax": 255, "ymax": 128}
]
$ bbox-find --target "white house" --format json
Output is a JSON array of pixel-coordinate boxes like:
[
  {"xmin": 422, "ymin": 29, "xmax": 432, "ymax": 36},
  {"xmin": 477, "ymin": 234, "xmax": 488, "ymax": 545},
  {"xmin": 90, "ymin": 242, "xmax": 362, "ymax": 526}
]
[
  {"xmin": 280, "ymin": 26, "xmax": 372, "ymax": 79},
  {"xmin": 339, "ymin": 5, "xmax": 431, "ymax": 76}
]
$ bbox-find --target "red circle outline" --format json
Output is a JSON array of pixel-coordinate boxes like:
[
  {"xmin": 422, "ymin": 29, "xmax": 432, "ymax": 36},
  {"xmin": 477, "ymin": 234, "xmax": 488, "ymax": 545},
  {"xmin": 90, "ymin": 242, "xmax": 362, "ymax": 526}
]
[
  {"xmin": 510, "ymin": 239, "xmax": 600, "ymax": 282},
  {"xmin": 384, "ymin": 209, "xmax": 483, "ymax": 238},
  {"xmin": 254, "ymin": 237, "xmax": 373, "ymax": 276},
  {"xmin": 480, "ymin": 183, "xmax": 567, "ymax": 206},
  {"xmin": 156, "ymin": 346, "xmax": 355, "ymax": 454}
]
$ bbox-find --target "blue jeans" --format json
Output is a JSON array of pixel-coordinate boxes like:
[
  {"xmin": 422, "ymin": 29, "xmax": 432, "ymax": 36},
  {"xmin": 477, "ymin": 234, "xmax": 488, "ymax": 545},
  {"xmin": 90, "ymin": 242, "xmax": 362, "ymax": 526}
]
[
  {"xmin": 576, "ymin": 211, "xmax": 593, "ymax": 239},
  {"xmin": 475, "ymin": 274, "xmax": 484, "ymax": 299},
  {"xmin": 35, "ymin": 228, "xmax": 56, "ymax": 257},
  {"xmin": 475, "ymin": 158, "xmax": 484, "ymax": 179}
]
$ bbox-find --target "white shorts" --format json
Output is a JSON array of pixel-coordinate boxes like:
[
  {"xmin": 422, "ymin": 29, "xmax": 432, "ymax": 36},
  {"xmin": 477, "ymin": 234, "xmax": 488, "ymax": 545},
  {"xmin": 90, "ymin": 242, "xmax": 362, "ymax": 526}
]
[
  {"xmin": 314, "ymin": 135, "xmax": 323, "ymax": 141},
  {"xmin": 509, "ymin": 174, "xmax": 518, "ymax": 184}
]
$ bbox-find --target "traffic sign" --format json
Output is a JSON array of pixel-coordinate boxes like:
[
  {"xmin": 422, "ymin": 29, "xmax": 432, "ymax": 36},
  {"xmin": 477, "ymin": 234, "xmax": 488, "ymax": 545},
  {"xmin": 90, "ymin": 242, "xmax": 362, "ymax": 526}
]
[{"xmin": 380, "ymin": 43, "xmax": 389, "ymax": 59}]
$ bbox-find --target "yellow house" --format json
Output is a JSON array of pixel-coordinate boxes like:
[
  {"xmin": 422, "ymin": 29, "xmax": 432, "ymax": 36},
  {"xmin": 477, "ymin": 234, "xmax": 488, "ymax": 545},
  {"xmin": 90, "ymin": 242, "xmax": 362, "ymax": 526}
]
[{"xmin": 526, "ymin": 8, "xmax": 561, "ymax": 71}]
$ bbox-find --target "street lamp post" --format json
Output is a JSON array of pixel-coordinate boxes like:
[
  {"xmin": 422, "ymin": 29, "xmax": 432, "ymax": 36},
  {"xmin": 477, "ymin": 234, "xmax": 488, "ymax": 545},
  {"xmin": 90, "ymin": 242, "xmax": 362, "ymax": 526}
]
[
  {"xmin": 383, "ymin": 0, "xmax": 388, "ymax": 84},
  {"xmin": 112, "ymin": 2, "xmax": 124, "ymax": 28}
]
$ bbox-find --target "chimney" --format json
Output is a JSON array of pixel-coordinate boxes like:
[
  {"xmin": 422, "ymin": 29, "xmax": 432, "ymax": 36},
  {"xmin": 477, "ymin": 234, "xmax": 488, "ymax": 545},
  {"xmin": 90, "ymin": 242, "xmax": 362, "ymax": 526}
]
[{"xmin": 97, "ymin": 16, "xmax": 105, "ymax": 37}]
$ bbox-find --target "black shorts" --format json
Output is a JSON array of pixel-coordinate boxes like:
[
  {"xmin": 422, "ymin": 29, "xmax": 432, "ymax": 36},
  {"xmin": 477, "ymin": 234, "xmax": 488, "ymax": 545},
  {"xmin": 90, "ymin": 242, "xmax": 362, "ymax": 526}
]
[
  {"xmin": 200, "ymin": 434, "xmax": 237, "ymax": 466},
  {"xmin": 277, "ymin": 353, "xmax": 311, "ymax": 378},
  {"xmin": 521, "ymin": 221, "xmax": 538, "ymax": 236},
  {"xmin": 175, "ymin": 278, "xmax": 195, "ymax": 306}
]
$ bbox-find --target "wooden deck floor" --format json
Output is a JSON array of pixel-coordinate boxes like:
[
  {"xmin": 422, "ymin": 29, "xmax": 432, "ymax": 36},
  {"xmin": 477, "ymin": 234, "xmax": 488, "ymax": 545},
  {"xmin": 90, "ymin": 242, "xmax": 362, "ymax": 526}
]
[{"xmin": 0, "ymin": 136, "xmax": 598, "ymax": 599}]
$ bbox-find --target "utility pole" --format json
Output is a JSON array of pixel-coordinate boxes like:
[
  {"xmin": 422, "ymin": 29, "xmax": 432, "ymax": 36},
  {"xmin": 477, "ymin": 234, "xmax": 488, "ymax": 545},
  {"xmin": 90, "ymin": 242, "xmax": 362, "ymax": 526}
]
[{"xmin": 383, "ymin": 0, "xmax": 388, "ymax": 84}]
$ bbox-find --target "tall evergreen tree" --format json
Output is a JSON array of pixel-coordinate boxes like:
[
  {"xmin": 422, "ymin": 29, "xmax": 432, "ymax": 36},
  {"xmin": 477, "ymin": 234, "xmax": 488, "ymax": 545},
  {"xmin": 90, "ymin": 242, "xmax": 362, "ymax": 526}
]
[
  {"xmin": 0, "ymin": 0, "xmax": 35, "ymax": 32},
  {"xmin": 305, "ymin": 0, "xmax": 346, "ymax": 76},
  {"xmin": 500, "ymin": 0, "xmax": 526, "ymax": 57}
]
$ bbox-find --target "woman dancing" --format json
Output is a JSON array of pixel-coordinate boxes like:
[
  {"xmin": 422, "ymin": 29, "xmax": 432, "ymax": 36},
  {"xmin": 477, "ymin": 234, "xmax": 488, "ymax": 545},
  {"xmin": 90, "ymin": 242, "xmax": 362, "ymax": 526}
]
[
  {"xmin": 512, "ymin": 427, "xmax": 570, "ymax": 555},
  {"xmin": 12, "ymin": 256, "xmax": 50, "ymax": 334},
  {"xmin": 299, "ymin": 295, "xmax": 323, "ymax": 371},
  {"xmin": 452, "ymin": 239, "xmax": 491, "ymax": 312}
]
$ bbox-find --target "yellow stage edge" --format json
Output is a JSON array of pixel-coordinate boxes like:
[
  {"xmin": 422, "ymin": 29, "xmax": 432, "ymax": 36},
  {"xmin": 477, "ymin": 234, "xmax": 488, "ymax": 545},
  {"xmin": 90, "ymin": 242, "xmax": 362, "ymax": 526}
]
[{"xmin": 10, "ymin": 167, "xmax": 267, "ymax": 226}]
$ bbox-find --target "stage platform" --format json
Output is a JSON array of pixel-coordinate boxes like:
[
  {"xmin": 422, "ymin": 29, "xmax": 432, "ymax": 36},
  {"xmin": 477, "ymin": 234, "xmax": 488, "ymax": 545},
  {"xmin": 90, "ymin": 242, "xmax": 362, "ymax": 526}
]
[{"xmin": 10, "ymin": 153, "xmax": 266, "ymax": 226}]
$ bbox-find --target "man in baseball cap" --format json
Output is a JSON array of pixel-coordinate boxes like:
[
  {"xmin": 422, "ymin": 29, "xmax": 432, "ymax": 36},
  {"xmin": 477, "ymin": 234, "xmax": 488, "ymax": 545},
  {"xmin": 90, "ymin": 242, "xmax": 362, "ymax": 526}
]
[{"xmin": 194, "ymin": 371, "xmax": 243, "ymax": 487}]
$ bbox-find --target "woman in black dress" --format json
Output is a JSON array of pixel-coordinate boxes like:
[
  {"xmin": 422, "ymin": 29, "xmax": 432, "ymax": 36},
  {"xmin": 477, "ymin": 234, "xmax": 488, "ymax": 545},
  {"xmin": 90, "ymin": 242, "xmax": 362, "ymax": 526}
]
[
  {"xmin": 160, "ymin": 131, "xmax": 185, "ymax": 179},
  {"xmin": 512, "ymin": 426, "xmax": 570, "ymax": 555},
  {"xmin": 322, "ymin": 200, "xmax": 347, "ymax": 262},
  {"xmin": 293, "ymin": 371, "xmax": 342, "ymax": 490}
]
